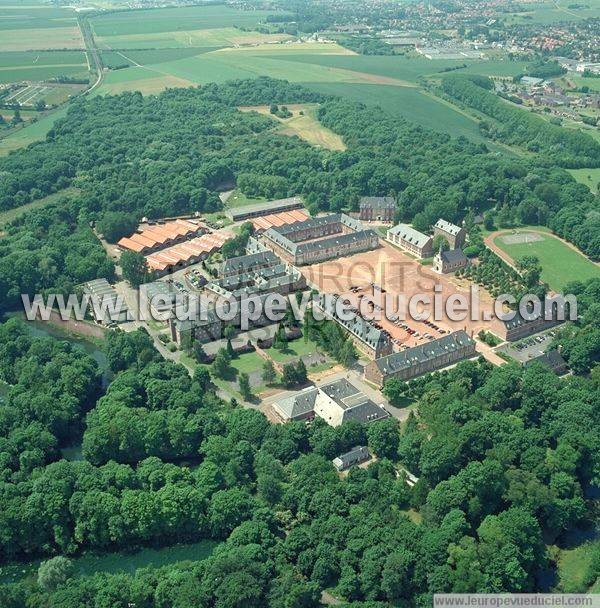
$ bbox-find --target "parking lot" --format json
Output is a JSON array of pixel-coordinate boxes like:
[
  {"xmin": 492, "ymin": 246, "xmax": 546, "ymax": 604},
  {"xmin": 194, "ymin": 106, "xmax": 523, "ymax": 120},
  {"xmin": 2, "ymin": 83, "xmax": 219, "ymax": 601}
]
[{"xmin": 496, "ymin": 328, "xmax": 558, "ymax": 363}]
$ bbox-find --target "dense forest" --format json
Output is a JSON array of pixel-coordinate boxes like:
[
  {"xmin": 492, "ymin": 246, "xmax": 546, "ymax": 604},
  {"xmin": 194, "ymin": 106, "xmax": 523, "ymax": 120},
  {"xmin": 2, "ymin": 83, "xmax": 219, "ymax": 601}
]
[
  {"xmin": 0, "ymin": 77, "xmax": 598, "ymax": 274},
  {"xmin": 1, "ymin": 282, "xmax": 599, "ymax": 605}
]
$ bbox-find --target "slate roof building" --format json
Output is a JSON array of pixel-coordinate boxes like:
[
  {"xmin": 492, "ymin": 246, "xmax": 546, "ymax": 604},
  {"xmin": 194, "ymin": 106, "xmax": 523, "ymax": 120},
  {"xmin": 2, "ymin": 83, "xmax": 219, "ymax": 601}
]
[
  {"xmin": 220, "ymin": 250, "xmax": 279, "ymax": 277},
  {"xmin": 83, "ymin": 279, "xmax": 130, "ymax": 325},
  {"xmin": 364, "ymin": 330, "xmax": 477, "ymax": 387},
  {"xmin": 262, "ymin": 213, "xmax": 379, "ymax": 266},
  {"xmin": 272, "ymin": 378, "xmax": 389, "ymax": 426},
  {"xmin": 333, "ymin": 446, "xmax": 371, "ymax": 471},
  {"xmin": 359, "ymin": 196, "xmax": 396, "ymax": 222},
  {"xmin": 317, "ymin": 294, "xmax": 393, "ymax": 359},
  {"xmin": 524, "ymin": 349, "xmax": 568, "ymax": 375},
  {"xmin": 499, "ymin": 310, "xmax": 562, "ymax": 342},
  {"xmin": 433, "ymin": 248, "xmax": 468, "ymax": 274},
  {"xmin": 226, "ymin": 197, "xmax": 304, "ymax": 222},
  {"xmin": 386, "ymin": 223, "xmax": 434, "ymax": 258},
  {"xmin": 433, "ymin": 218, "xmax": 467, "ymax": 249}
]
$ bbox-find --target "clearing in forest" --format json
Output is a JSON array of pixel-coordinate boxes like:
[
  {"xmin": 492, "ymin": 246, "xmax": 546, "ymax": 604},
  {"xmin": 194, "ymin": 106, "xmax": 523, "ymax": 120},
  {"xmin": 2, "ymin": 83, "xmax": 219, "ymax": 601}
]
[{"xmin": 239, "ymin": 104, "xmax": 346, "ymax": 151}]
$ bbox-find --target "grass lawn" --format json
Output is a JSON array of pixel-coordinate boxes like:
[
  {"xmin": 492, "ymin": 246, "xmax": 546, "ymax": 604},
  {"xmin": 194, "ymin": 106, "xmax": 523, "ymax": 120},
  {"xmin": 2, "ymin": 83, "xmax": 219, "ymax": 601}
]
[
  {"xmin": 0, "ymin": 106, "xmax": 67, "ymax": 156},
  {"xmin": 493, "ymin": 229, "xmax": 600, "ymax": 290},
  {"xmin": 229, "ymin": 350, "xmax": 266, "ymax": 375},
  {"xmin": 224, "ymin": 189, "xmax": 266, "ymax": 209},
  {"xmin": 263, "ymin": 337, "xmax": 323, "ymax": 364},
  {"xmin": 553, "ymin": 536, "xmax": 600, "ymax": 592},
  {"xmin": 568, "ymin": 167, "xmax": 600, "ymax": 193},
  {"xmin": 0, "ymin": 187, "xmax": 80, "ymax": 225}
]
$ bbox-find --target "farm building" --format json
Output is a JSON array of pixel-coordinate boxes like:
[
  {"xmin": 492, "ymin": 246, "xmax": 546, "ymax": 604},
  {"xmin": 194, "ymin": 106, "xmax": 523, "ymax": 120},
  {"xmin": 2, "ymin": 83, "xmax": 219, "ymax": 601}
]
[
  {"xmin": 359, "ymin": 196, "xmax": 396, "ymax": 222},
  {"xmin": 433, "ymin": 218, "xmax": 467, "ymax": 250},
  {"xmin": 262, "ymin": 213, "xmax": 379, "ymax": 266},
  {"xmin": 317, "ymin": 294, "xmax": 393, "ymax": 359},
  {"xmin": 333, "ymin": 446, "xmax": 371, "ymax": 472},
  {"xmin": 117, "ymin": 219, "xmax": 205, "ymax": 254},
  {"xmin": 386, "ymin": 223, "xmax": 433, "ymax": 258},
  {"xmin": 364, "ymin": 330, "xmax": 476, "ymax": 387},
  {"xmin": 226, "ymin": 197, "xmax": 304, "ymax": 222},
  {"xmin": 272, "ymin": 378, "xmax": 389, "ymax": 426}
]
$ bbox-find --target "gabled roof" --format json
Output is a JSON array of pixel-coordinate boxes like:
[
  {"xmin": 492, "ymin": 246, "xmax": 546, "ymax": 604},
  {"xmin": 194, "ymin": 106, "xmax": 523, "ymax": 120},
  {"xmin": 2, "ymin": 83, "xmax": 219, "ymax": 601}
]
[
  {"xmin": 220, "ymin": 250, "xmax": 279, "ymax": 276},
  {"xmin": 388, "ymin": 223, "xmax": 432, "ymax": 248},
  {"xmin": 374, "ymin": 330, "xmax": 475, "ymax": 374},
  {"xmin": 439, "ymin": 248, "xmax": 467, "ymax": 264},
  {"xmin": 435, "ymin": 218, "xmax": 463, "ymax": 236},
  {"xmin": 360, "ymin": 196, "xmax": 396, "ymax": 210},
  {"xmin": 524, "ymin": 349, "xmax": 568, "ymax": 374}
]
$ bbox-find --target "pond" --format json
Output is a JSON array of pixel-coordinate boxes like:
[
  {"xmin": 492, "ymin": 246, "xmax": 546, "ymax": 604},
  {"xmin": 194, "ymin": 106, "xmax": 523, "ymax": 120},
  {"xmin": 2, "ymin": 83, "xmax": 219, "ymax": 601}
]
[
  {"xmin": 0, "ymin": 540, "xmax": 219, "ymax": 584},
  {"xmin": 26, "ymin": 320, "xmax": 112, "ymax": 388}
]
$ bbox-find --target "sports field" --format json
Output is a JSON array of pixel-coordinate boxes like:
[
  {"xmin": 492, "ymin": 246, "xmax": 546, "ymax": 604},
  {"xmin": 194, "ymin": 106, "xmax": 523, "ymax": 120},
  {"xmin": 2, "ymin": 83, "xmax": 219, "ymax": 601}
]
[{"xmin": 492, "ymin": 229, "xmax": 600, "ymax": 290}]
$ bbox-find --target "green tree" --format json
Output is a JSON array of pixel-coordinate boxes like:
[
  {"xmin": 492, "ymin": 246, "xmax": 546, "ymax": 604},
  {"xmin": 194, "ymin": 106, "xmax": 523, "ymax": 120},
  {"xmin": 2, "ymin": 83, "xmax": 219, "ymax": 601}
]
[
  {"xmin": 37, "ymin": 556, "xmax": 74, "ymax": 592},
  {"xmin": 120, "ymin": 250, "xmax": 150, "ymax": 287},
  {"xmin": 262, "ymin": 360, "xmax": 277, "ymax": 384},
  {"xmin": 239, "ymin": 372, "xmax": 252, "ymax": 400}
]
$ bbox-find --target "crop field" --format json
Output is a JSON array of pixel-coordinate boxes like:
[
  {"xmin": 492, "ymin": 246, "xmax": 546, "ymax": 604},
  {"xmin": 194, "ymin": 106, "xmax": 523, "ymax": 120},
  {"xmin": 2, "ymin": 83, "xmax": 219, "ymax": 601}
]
[
  {"xmin": 0, "ymin": 50, "xmax": 87, "ymax": 83},
  {"xmin": 305, "ymin": 82, "xmax": 487, "ymax": 142},
  {"xmin": 492, "ymin": 229, "xmax": 600, "ymax": 290},
  {"xmin": 91, "ymin": 6, "xmax": 287, "ymax": 37},
  {"xmin": 0, "ymin": 2, "xmax": 82, "ymax": 52},
  {"xmin": 96, "ymin": 28, "xmax": 293, "ymax": 51},
  {"xmin": 568, "ymin": 168, "xmax": 600, "ymax": 193},
  {"xmin": 239, "ymin": 104, "xmax": 346, "ymax": 151},
  {"xmin": 503, "ymin": 0, "xmax": 600, "ymax": 23}
]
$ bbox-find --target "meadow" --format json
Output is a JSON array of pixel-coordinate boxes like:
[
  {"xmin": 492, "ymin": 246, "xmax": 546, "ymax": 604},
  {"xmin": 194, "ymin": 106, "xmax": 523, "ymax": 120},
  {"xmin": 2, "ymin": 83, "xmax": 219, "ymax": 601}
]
[
  {"xmin": 493, "ymin": 229, "xmax": 600, "ymax": 290},
  {"xmin": 568, "ymin": 167, "xmax": 600, "ymax": 193},
  {"xmin": 0, "ymin": 106, "xmax": 67, "ymax": 156}
]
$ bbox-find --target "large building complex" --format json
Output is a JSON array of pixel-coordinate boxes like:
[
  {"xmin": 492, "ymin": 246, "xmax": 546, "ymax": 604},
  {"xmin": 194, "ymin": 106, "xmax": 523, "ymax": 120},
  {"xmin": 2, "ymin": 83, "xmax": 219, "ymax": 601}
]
[
  {"xmin": 317, "ymin": 294, "xmax": 393, "ymax": 359},
  {"xmin": 226, "ymin": 197, "xmax": 304, "ymax": 222},
  {"xmin": 251, "ymin": 209, "xmax": 309, "ymax": 233},
  {"xmin": 364, "ymin": 330, "xmax": 477, "ymax": 387},
  {"xmin": 272, "ymin": 378, "xmax": 389, "ymax": 426},
  {"xmin": 117, "ymin": 219, "xmax": 205, "ymax": 254},
  {"xmin": 359, "ymin": 196, "xmax": 396, "ymax": 222},
  {"xmin": 145, "ymin": 231, "xmax": 233, "ymax": 275},
  {"xmin": 386, "ymin": 223, "xmax": 434, "ymax": 258},
  {"xmin": 262, "ymin": 213, "xmax": 379, "ymax": 266},
  {"xmin": 433, "ymin": 219, "xmax": 467, "ymax": 250},
  {"xmin": 499, "ymin": 311, "xmax": 562, "ymax": 342}
]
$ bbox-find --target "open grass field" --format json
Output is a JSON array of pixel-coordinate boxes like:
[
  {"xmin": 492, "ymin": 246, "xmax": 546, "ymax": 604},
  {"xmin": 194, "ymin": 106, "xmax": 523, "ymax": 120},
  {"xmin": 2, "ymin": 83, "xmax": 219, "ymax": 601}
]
[
  {"xmin": 239, "ymin": 104, "xmax": 346, "ymax": 151},
  {"xmin": 0, "ymin": 105, "xmax": 66, "ymax": 156},
  {"xmin": 492, "ymin": 229, "xmax": 600, "ymax": 290},
  {"xmin": 552, "ymin": 533, "xmax": 600, "ymax": 593},
  {"xmin": 96, "ymin": 28, "xmax": 293, "ymax": 51},
  {"xmin": 305, "ymin": 82, "xmax": 487, "ymax": 142},
  {"xmin": 91, "ymin": 5, "xmax": 287, "ymax": 37},
  {"xmin": 0, "ymin": 187, "xmax": 80, "ymax": 226},
  {"xmin": 568, "ymin": 167, "xmax": 600, "ymax": 193}
]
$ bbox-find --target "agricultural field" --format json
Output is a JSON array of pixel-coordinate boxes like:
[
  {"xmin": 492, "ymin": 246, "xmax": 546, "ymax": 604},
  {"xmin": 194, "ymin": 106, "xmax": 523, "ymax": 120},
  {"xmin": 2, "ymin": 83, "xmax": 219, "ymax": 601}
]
[
  {"xmin": 568, "ymin": 167, "xmax": 600, "ymax": 193},
  {"xmin": 492, "ymin": 229, "xmax": 600, "ymax": 290},
  {"xmin": 239, "ymin": 104, "xmax": 346, "ymax": 151},
  {"xmin": 503, "ymin": 0, "xmax": 600, "ymax": 23},
  {"xmin": 0, "ymin": 2, "xmax": 82, "ymax": 52},
  {"xmin": 0, "ymin": 50, "xmax": 88, "ymax": 83},
  {"xmin": 91, "ymin": 5, "xmax": 290, "ymax": 50}
]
